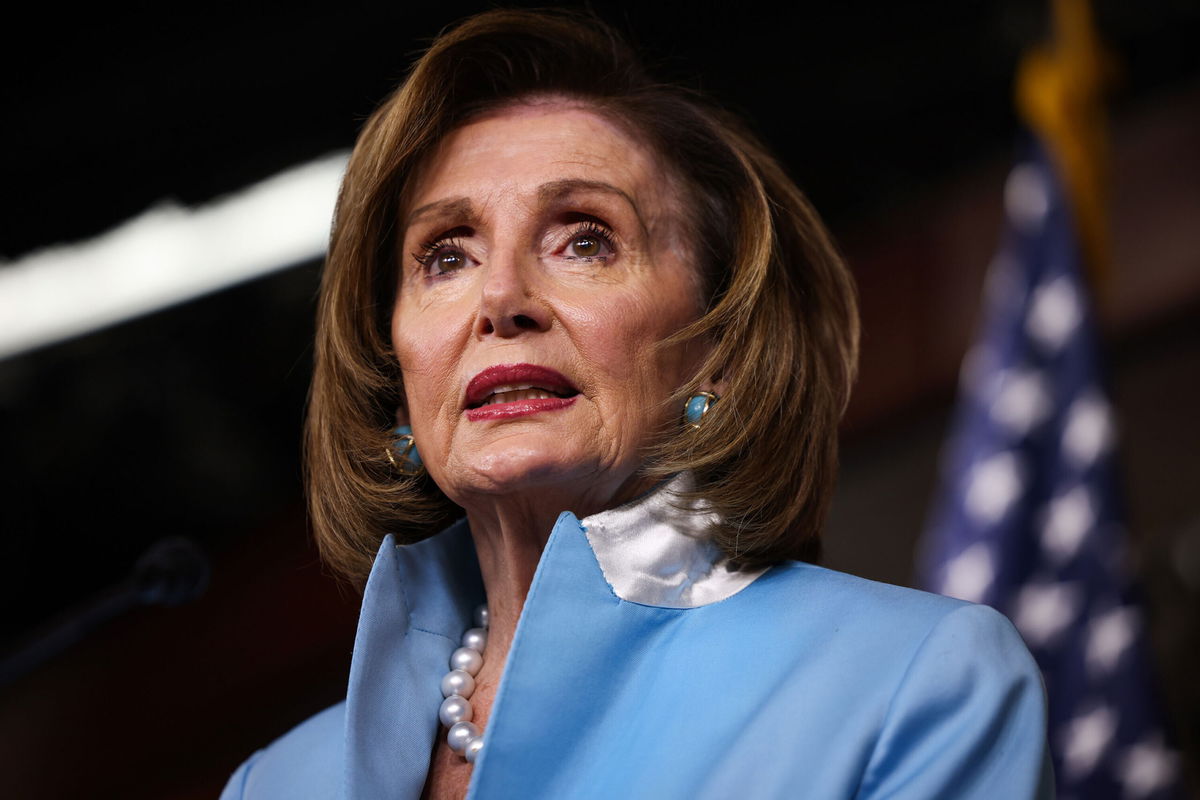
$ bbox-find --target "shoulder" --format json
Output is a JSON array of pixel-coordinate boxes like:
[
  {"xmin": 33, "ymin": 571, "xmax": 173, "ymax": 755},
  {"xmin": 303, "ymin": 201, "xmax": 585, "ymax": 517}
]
[
  {"xmin": 220, "ymin": 702, "xmax": 346, "ymax": 800},
  {"xmin": 691, "ymin": 561, "xmax": 1046, "ymax": 720},
  {"xmin": 752, "ymin": 563, "xmax": 1044, "ymax": 722},
  {"xmin": 749, "ymin": 560, "xmax": 1016, "ymax": 648},
  {"xmin": 747, "ymin": 564, "xmax": 1052, "ymax": 798}
]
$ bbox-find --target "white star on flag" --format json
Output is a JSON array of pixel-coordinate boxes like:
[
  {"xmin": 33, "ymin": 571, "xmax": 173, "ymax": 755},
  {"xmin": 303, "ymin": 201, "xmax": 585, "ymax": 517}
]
[
  {"xmin": 1005, "ymin": 163, "xmax": 1051, "ymax": 231},
  {"xmin": 959, "ymin": 343, "xmax": 995, "ymax": 396},
  {"xmin": 941, "ymin": 542, "xmax": 995, "ymax": 603},
  {"xmin": 990, "ymin": 368, "xmax": 1052, "ymax": 435},
  {"xmin": 1061, "ymin": 705, "xmax": 1117, "ymax": 778},
  {"xmin": 1013, "ymin": 580, "xmax": 1082, "ymax": 647},
  {"xmin": 1062, "ymin": 389, "xmax": 1115, "ymax": 469},
  {"xmin": 965, "ymin": 452, "xmax": 1025, "ymax": 524},
  {"xmin": 1041, "ymin": 485, "xmax": 1095, "ymax": 563},
  {"xmin": 1027, "ymin": 275, "xmax": 1082, "ymax": 352},
  {"xmin": 1117, "ymin": 736, "xmax": 1180, "ymax": 798},
  {"xmin": 1086, "ymin": 606, "xmax": 1139, "ymax": 675}
]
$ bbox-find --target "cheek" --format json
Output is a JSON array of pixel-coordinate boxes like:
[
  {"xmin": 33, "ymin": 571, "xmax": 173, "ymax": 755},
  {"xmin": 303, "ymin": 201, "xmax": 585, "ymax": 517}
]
[
  {"xmin": 392, "ymin": 304, "xmax": 465, "ymax": 419},
  {"xmin": 560, "ymin": 284, "xmax": 700, "ymax": 403}
]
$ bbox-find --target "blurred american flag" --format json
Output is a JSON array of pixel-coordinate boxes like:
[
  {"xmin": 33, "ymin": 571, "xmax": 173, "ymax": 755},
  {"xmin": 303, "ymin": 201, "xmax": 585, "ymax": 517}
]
[{"xmin": 920, "ymin": 137, "xmax": 1181, "ymax": 798}]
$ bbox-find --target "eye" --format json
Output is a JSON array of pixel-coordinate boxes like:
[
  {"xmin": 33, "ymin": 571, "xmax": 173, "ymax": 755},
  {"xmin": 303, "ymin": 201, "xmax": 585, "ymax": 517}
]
[
  {"xmin": 412, "ymin": 231, "xmax": 472, "ymax": 276},
  {"xmin": 426, "ymin": 247, "xmax": 467, "ymax": 274},
  {"xmin": 563, "ymin": 221, "xmax": 615, "ymax": 261},
  {"xmin": 569, "ymin": 234, "xmax": 603, "ymax": 259}
]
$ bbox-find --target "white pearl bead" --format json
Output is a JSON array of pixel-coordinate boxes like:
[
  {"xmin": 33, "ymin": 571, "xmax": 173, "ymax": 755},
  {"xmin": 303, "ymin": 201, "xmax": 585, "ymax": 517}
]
[
  {"xmin": 462, "ymin": 627, "xmax": 487, "ymax": 653},
  {"xmin": 450, "ymin": 646, "xmax": 483, "ymax": 676},
  {"xmin": 442, "ymin": 605, "xmax": 488, "ymax": 762},
  {"xmin": 441, "ymin": 669, "xmax": 475, "ymax": 699},
  {"xmin": 464, "ymin": 737, "xmax": 484, "ymax": 764},
  {"xmin": 447, "ymin": 721, "xmax": 480, "ymax": 753},
  {"xmin": 438, "ymin": 695, "xmax": 473, "ymax": 726}
]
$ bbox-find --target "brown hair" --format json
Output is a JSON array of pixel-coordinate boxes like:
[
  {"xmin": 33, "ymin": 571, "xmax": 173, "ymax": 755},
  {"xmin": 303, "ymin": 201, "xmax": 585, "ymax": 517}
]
[{"xmin": 307, "ymin": 8, "xmax": 859, "ymax": 585}]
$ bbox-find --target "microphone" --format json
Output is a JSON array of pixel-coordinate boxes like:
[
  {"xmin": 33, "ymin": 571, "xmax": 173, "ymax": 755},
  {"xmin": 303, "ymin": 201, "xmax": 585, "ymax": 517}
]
[
  {"xmin": 0, "ymin": 536, "xmax": 210, "ymax": 687},
  {"xmin": 131, "ymin": 535, "xmax": 211, "ymax": 607}
]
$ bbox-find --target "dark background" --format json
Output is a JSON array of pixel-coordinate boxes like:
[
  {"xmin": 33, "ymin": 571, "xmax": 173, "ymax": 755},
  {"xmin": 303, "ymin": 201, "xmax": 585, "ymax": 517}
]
[{"xmin": 2, "ymin": 2, "xmax": 1198, "ymax": 797}]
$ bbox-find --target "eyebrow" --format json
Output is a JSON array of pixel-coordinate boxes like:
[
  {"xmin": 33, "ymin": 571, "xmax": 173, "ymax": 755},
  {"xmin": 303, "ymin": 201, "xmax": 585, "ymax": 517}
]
[
  {"xmin": 405, "ymin": 180, "xmax": 648, "ymax": 233},
  {"xmin": 536, "ymin": 178, "xmax": 633, "ymax": 207},
  {"xmin": 405, "ymin": 197, "xmax": 476, "ymax": 228},
  {"xmin": 537, "ymin": 179, "xmax": 650, "ymax": 239}
]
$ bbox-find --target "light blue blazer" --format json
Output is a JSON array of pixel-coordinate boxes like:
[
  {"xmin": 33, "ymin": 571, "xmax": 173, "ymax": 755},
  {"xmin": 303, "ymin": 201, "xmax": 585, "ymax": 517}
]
[{"xmin": 222, "ymin": 478, "xmax": 1053, "ymax": 799}]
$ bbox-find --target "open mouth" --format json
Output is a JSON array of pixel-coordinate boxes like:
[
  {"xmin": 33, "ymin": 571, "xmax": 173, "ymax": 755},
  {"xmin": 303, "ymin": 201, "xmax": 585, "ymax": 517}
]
[
  {"xmin": 464, "ymin": 364, "xmax": 580, "ymax": 414},
  {"xmin": 469, "ymin": 384, "xmax": 578, "ymax": 409}
]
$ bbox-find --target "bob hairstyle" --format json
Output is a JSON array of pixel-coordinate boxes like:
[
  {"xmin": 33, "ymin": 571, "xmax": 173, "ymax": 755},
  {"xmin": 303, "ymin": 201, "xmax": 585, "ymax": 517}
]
[{"xmin": 307, "ymin": 8, "xmax": 859, "ymax": 585}]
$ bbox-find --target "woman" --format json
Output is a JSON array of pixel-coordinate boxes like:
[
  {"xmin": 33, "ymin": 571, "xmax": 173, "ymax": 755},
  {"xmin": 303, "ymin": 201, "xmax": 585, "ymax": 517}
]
[{"xmin": 224, "ymin": 9, "xmax": 1052, "ymax": 799}]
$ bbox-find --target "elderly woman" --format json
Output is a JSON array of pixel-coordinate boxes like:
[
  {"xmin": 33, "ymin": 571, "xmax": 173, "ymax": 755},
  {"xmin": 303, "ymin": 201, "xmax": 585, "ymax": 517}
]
[{"xmin": 223, "ymin": 9, "xmax": 1051, "ymax": 800}]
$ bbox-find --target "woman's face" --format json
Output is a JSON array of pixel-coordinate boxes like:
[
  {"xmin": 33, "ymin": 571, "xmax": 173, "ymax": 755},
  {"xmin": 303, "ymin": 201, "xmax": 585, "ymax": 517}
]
[{"xmin": 392, "ymin": 100, "xmax": 709, "ymax": 513}]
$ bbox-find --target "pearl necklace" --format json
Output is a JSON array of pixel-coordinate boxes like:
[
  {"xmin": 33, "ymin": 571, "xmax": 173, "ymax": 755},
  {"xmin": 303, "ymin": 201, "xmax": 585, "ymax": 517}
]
[{"xmin": 438, "ymin": 603, "xmax": 489, "ymax": 763}]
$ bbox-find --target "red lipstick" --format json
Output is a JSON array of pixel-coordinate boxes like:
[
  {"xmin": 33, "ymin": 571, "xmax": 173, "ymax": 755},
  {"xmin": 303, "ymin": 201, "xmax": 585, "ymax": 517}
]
[{"xmin": 464, "ymin": 364, "xmax": 579, "ymax": 421}]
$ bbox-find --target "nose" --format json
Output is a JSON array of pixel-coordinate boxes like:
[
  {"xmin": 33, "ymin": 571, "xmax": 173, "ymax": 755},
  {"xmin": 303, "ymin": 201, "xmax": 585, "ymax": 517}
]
[{"xmin": 474, "ymin": 252, "xmax": 552, "ymax": 338}]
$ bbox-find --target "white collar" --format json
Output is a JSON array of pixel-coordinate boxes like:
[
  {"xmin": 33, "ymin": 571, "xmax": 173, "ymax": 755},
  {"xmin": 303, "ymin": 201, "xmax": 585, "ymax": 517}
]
[{"xmin": 580, "ymin": 473, "xmax": 767, "ymax": 608}]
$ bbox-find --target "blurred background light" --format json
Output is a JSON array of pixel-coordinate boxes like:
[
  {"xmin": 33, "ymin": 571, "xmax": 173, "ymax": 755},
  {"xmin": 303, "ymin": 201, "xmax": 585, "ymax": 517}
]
[{"xmin": 0, "ymin": 152, "xmax": 348, "ymax": 360}]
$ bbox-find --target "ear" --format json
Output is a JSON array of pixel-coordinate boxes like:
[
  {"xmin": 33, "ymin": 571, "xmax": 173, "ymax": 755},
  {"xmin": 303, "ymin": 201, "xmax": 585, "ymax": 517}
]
[
  {"xmin": 696, "ymin": 362, "xmax": 729, "ymax": 401},
  {"xmin": 686, "ymin": 329, "xmax": 728, "ymax": 400},
  {"xmin": 393, "ymin": 375, "xmax": 411, "ymax": 428}
]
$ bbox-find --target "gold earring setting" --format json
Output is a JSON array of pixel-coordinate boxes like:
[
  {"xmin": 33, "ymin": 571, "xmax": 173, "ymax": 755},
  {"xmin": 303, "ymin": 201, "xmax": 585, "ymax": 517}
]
[{"xmin": 387, "ymin": 424, "xmax": 424, "ymax": 475}]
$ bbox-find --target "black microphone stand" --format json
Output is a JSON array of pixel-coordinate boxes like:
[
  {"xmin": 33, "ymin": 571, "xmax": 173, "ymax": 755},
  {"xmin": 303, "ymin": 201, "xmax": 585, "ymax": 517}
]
[{"xmin": 0, "ymin": 536, "xmax": 210, "ymax": 687}]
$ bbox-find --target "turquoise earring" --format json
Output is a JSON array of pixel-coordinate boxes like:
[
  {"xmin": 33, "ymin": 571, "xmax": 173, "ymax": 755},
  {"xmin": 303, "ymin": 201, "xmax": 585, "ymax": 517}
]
[
  {"xmin": 387, "ymin": 424, "xmax": 424, "ymax": 476},
  {"xmin": 684, "ymin": 391, "xmax": 719, "ymax": 429}
]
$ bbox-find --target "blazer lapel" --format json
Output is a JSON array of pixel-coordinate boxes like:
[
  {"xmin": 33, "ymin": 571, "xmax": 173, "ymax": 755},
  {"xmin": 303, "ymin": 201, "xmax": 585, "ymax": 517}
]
[{"xmin": 344, "ymin": 524, "xmax": 484, "ymax": 799}]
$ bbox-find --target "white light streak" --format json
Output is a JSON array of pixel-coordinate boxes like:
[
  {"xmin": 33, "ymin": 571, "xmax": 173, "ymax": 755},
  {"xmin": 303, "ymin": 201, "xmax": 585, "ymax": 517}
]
[{"xmin": 0, "ymin": 151, "xmax": 349, "ymax": 360}]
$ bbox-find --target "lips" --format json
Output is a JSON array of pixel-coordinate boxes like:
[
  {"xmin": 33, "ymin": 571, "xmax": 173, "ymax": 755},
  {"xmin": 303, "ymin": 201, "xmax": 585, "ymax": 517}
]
[{"xmin": 464, "ymin": 364, "xmax": 579, "ymax": 420}]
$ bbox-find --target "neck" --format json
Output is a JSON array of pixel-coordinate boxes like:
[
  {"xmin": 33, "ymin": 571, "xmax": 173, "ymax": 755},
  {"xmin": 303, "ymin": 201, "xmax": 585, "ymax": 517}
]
[
  {"xmin": 461, "ymin": 492, "xmax": 579, "ymax": 650},
  {"xmin": 462, "ymin": 503, "xmax": 549, "ymax": 657},
  {"xmin": 460, "ymin": 474, "xmax": 649, "ymax": 651}
]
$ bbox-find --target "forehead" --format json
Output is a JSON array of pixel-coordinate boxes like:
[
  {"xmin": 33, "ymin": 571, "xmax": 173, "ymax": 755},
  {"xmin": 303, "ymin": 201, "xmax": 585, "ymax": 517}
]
[{"xmin": 405, "ymin": 101, "xmax": 678, "ymax": 216}]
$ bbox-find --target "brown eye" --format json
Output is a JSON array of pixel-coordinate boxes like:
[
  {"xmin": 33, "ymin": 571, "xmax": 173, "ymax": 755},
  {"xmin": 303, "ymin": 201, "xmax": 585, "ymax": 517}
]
[
  {"xmin": 433, "ymin": 250, "xmax": 466, "ymax": 273},
  {"xmin": 563, "ymin": 222, "xmax": 614, "ymax": 261},
  {"xmin": 570, "ymin": 235, "xmax": 601, "ymax": 258},
  {"xmin": 412, "ymin": 228, "xmax": 474, "ymax": 276},
  {"xmin": 413, "ymin": 240, "xmax": 470, "ymax": 275}
]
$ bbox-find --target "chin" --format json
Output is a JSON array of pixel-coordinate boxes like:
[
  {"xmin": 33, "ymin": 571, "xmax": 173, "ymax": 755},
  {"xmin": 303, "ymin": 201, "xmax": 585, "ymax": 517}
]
[
  {"xmin": 448, "ymin": 442, "xmax": 631, "ymax": 506},
  {"xmin": 454, "ymin": 447, "xmax": 587, "ymax": 495}
]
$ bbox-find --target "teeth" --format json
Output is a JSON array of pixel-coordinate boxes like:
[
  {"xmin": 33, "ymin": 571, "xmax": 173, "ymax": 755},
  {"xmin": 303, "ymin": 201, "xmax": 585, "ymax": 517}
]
[{"xmin": 482, "ymin": 388, "xmax": 559, "ymax": 406}]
